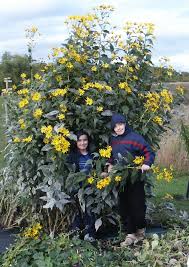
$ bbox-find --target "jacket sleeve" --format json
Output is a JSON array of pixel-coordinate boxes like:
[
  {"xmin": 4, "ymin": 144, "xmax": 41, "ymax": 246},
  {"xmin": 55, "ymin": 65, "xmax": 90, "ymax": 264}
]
[{"xmin": 137, "ymin": 135, "xmax": 155, "ymax": 166}]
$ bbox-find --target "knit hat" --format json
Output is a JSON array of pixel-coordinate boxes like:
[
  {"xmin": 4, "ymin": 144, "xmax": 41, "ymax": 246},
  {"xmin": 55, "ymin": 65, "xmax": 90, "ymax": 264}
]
[{"xmin": 111, "ymin": 113, "xmax": 126, "ymax": 129}]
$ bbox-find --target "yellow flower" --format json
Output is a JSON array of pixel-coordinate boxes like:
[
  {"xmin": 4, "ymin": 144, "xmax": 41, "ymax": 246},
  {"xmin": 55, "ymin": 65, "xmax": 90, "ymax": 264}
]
[
  {"xmin": 118, "ymin": 82, "xmax": 132, "ymax": 93},
  {"xmin": 102, "ymin": 63, "xmax": 109, "ymax": 68},
  {"xmin": 18, "ymin": 98, "xmax": 29, "ymax": 108},
  {"xmin": 78, "ymin": 89, "xmax": 85, "ymax": 96},
  {"xmin": 57, "ymin": 127, "xmax": 70, "ymax": 136},
  {"xmin": 133, "ymin": 156, "xmax": 145, "ymax": 165},
  {"xmin": 32, "ymin": 92, "xmax": 41, "ymax": 101},
  {"xmin": 96, "ymin": 176, "xmax": 111, "ymax": 190},
  {"xmin": 58, "ymin": 58, "xmax": 67, "ymax": 64},
  {"xmin": 51, "ymin": 88, "xmax": 67, "ymax": 97},
  {"xmin": 115, "ymin": 176, "xmax": 122, "ymax": 182},
  {"xmin": 88, "ymin": 177, "xmax": 94, "ymax": 184},
  {"xmin": 34, "ymin": 73, "xmax": 42, "ymax": 80},
  {"xmin": 12, "ymin": 85, "xmax": 17, "ymax": 90},
  {"xmin": 160, "ymin": 89, "xmax": 173, "ymax": 104},
  {"xmin": 58, "ymin": 114, "xmax": 65, "ymax": 120},
  {"xmin": 85, "ymin": 97, "xmax": 93, "ymax": 106},
  {"xmin": 66, "ymin": 62, "xmax": 73, "ymax": 69},
  {"xmin": 17, "ymin": 89, "xmax": 29, "ymax": 95},
  {"xmin": 23, "ymin": 135, "xmax": 33, "ymax": 143},
  {"xmin": 151, "ymin": 165, "xmax": 159, "ymax": 174},
  {"xmin": 20, "ymin": 123, "xmax": 26, "ymax": 129},
  {"xmin": 13, "ymin": 137, "xmax": 21, "ymax": 143},
  {"xmin": 33, "ymin": 108, "xmax": 43, "ymax": 119},
  {"xmin": 41, "ymin": 125, "xmax": 53, "ymax": 139},
  {"xmin": 18, "ymin": 119, "xmax": 24, "ymax": 125},
  {"xmin": 176, "ymin": 85, "xmax": 184, "ymax": 95},
  {"xmin": 153, "ymin": 116, "xmax": 163, "ymax": 125},
  {"xmin": 23, "ymin": 223, "xmax": 42, "ymax": 239},
  {"xmin": 97, "ymin": 106, "xmax": 103, "ymax": 112},
  {"xmin": 51, "ymin": 135, "xmax": 70, "ymax": 153},
  {"xmin": 144, "ymin": 92, "xmax": 160, "ymax": 112},
  {"xmin": 21, "ymin": 73, "xmax": 27, "ymax": 79},
  {"xmin": 99, "ymin": 146, "xmax": 112, "ymax": 158},
  {"xmin": 91, "ymin": 66, "xmax": 97, "ymax": 72},
  {"xmin": 59, "ymin": 104, "xmax": 67, "ymax": 113},
  {"xmin": 163, "ymin": 193, "xmax": 174, "ymax": 200}
]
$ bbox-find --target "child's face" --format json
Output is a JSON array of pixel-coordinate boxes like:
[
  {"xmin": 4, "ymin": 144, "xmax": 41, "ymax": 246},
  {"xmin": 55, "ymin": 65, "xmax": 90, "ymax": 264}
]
[
  {"xmin": 114, "ymin": 123, "xmax": 126, "ymax": 135},
  {"xmin": 77, "ymin": 134, "xmax": 89, "ymax": 151}
]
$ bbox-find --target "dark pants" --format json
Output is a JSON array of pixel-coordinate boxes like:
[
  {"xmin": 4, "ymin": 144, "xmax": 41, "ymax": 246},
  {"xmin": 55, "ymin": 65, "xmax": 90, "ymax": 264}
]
[
  {"xmin": 119, "ymin": 180, "xmax": 146, "ymax": 234},
  {"xmin": 72, "ymin": 211, "xmax": 96, "ymax": 237}
]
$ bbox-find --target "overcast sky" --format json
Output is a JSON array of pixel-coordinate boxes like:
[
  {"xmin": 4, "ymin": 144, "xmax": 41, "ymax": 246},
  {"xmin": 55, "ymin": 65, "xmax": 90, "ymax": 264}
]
[{"xmin": 1, "ymin": 0, "xmax": 189, "ymax": 71}]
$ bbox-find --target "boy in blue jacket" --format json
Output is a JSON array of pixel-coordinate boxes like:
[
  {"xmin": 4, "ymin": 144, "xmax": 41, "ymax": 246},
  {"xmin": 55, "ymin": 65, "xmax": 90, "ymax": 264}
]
[{"xmin": 108, "ymin": 113, "xmax": 155, "ymax": 246}]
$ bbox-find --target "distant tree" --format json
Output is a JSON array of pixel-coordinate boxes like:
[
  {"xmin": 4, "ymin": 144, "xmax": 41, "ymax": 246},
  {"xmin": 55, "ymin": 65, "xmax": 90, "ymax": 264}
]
[{"xmin": 0, "ymin": 52, "xmax": 43, "ymax": 91}]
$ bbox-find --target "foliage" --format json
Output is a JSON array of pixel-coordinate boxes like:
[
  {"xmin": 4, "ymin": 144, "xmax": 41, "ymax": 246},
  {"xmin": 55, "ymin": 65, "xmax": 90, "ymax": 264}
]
[
  {"xmin": 1, "ymin": 5, "xmax": 184, "ymax": 233},
  {"xmin": 0, "ymin": 52, "xmax": 43, "ymax": 92},
  {"xmin": 180, "ymin": 121, "xmax": 189, "ymax": 158},
  {"xmin": 0, "ymin": 226, "xmax": 189, "ymax": 267}
]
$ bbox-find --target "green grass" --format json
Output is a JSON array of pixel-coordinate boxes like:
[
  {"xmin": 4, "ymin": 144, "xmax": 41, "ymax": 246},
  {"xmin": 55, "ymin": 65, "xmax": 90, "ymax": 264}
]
[
  {"xmin": 0, "ymin": 96, "xmax": 6, "ymax": 169},
  {"xmin": 153, "ymin": 175, "xmax": 189, "ymax": 212}
]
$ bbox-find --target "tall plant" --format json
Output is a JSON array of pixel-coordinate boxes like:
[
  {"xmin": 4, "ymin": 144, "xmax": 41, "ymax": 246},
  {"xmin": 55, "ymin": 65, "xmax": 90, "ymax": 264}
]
[{"xmin": 2, "ymin": 5, "xmax": 184, "ymax": 234}]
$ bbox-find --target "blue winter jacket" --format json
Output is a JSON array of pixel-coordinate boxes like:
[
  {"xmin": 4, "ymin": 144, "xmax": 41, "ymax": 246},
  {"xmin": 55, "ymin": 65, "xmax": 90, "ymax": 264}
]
[{"xmin": 109, "ymin": 114, "xmax": 155, "ymax": 166}]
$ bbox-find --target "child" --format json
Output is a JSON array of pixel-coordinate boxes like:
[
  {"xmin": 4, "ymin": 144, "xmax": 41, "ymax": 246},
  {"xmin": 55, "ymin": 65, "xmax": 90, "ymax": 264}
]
[
  {"xmin": 108, "ymin": 113, "xmax": 155, "ymax": 246},
  {"xmin": 67, "ymin": 130, "xmax": 96, "ymax": 242}
]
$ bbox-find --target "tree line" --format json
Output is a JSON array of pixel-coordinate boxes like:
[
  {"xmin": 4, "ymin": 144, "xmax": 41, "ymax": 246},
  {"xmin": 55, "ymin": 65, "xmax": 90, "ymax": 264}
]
[{"xmin": 0, "ymin": 51, "xmax": 189, "ymax": 92}]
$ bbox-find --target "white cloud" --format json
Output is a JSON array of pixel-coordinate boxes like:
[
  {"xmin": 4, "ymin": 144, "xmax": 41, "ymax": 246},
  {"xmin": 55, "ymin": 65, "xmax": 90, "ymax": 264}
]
[{"xmin": 0, "ymin": 0, "xmax": 189, "ymax": 71}]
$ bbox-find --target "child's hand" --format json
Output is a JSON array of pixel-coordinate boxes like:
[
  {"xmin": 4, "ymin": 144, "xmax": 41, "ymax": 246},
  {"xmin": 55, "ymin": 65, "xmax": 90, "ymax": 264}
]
[
  {"xmin": 107, "ymin": 164, "xmax": 113, "ymax": 173},
  {"xmin": 141, "ymin": 164, "xmax": 150, "ymax": 173},
  {"xmin": 101, "ymin": 172, "xmax": 108, "ymax": 178}
]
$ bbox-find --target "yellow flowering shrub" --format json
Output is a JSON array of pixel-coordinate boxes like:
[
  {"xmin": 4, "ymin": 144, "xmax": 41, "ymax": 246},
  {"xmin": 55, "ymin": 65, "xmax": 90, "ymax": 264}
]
[{"xmin": 3, "ymin": 5, "xmax": 184, "ymax": 233}]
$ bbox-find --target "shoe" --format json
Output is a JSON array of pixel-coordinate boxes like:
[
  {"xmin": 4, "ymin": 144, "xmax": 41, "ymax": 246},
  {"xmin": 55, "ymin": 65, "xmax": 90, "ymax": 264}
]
[
  {"xmin": 135, "ymin": 228, "xmax": 145, "ymax": 241},
  {"xmin": 120, "ymin": 233, "xmax": 138, "ymax": 247},
  {"xmin": 84, "ymin": 233, "xmax": 96, "ymax": 243}
]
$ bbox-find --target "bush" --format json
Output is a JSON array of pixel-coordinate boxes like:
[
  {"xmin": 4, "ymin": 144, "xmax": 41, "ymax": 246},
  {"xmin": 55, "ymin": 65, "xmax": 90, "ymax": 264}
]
[
  {"xmin": 1, "ymin": 5, "xmax": 184, "ymax": 234},
  {"xmin": 1, "ymin": 226, "xmax": 189, "ymax": 267}
]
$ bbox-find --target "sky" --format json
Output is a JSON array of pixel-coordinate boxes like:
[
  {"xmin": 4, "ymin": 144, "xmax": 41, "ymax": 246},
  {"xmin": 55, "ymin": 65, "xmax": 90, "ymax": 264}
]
[{"xmin": 0, "ymin": 0, "xmax": 189, "ymax": 72}]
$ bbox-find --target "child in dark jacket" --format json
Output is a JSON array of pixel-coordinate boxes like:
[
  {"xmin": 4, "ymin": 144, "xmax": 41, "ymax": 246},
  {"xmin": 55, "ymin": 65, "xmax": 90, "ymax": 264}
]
[
  {"xmin": 67, "ymin": 130, "xmax": 96, "ymax": 242},
  {"xmin": 108, "ymin": 113, "xmax": 155, "ymax": 246}
]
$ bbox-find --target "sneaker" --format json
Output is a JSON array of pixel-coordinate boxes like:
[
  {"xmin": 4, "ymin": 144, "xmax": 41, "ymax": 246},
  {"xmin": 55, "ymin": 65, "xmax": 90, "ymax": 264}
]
[
  {"xmin": 120, "ymin": 233, "xmax": 138, "ymax": 247},
  {"xmin": 135, "ymin": 228, "xmax": 145, "ymax": 241},
  {"xmin": 84, "ymin": 233, "xmax": 96, "ymax": 243}
]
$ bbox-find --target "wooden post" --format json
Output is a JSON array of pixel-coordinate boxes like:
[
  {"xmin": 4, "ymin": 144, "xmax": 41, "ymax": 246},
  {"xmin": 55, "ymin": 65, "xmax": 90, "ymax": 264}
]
[
  {"xmin": 3, "ymin": 77, "xmax": 12, "ymax": 125},
  {"xmin": 186, "ymin": 181, "xmax": 189, "ymax": 199}
]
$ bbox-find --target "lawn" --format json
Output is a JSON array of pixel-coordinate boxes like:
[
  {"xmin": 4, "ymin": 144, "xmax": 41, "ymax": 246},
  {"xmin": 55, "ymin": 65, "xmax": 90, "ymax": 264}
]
[{"xmin": 153, "ymin": 174, "xmax": 189, "ymax": 212}]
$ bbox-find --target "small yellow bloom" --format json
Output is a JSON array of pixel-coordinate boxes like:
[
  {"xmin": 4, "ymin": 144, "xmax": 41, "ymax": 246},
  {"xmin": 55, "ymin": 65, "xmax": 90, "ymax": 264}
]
[
  {"xmin": 163, "ymin": 193, "xmax": 174, "ymax": 200},
  {"xmin": 13, "ymin": 137, "xmax": 21, "ymax": 143},
  {"xmin": 153, "ymin": 116, "xmax": 163, "ymax": 125},
  {"xmin": 88, "ymin": 177, "xmax": 94, "ymax": 184},
  {"xmin": 58, "ymin": 58, "xmax": 67, "ymax": 64},
  {"xmin": 58, "ymin": 114, "xmax": 65, "ymax": 120},
  {"xmin": 85, "ymin": 97, "xmax": 93, "ymax": 106},
  {"xmin": 18, "ymin": 98, "xmax": 29, "ymax": 108},
  {"xmin": 91, "ymin": 66, "xmax": 97, "ymax": 72},
  {"xmin": 66, "ymin": 62, "xmax": 73, "ymax": 69},
  {"xmin": 58, "ymin": 127, "xmax": 70, "ymax": 136},
  {"xmin": 78, "ymin": 89, "xmax": 85, "ymax": 96},
  {"xmin": 21, "ymin": 73, "xmax": 27, "ymax": 79},
  {"xmin": 99, "ymin": 146, "xmax": 112, "ymax": 158},
  {"xmin": 115, "ymin": 176, "xmax": 122, "ymax": 182},
  {"xmin": 97, "ymin": 106, "xmax": 103, "ymax": 112},
  {"xmin": 32, "ymin": 92, "xmax": 41, "ymax": 101},
  {"xmin": 176, "ymin": 85, "xmax": 184, "ymax": 95},
  {"xmin": 133, "ymin": 156, "xmax": 145, "ymax": 165},
  {"xmin": 34, "ymin": 73, "xmax": 42, "ymax": 80},
  {"xmin": 23, "ymin": 135, "xmax": 33, "ymax": 143},
  {"xmin": 33, "ymin": 108, "xmax": 43, "ymax": 119}
]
